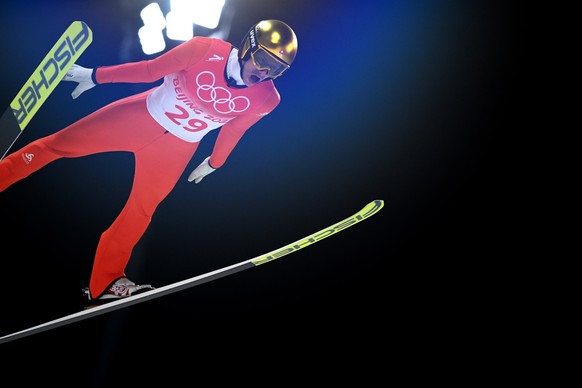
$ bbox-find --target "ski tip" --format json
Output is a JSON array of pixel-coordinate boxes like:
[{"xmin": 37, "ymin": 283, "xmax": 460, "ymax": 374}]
[
  {"xmin": 76, "ymin": 21, "xmax": 93, "ymax": 38},
  {"xmin": 362, "ymin": 199, "xmax": 384, "ymax": 217}
]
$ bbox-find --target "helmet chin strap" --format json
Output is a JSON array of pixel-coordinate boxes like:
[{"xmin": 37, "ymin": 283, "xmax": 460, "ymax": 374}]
[{"xmin": 238, "ymin": 57, "xmax": 245, "ymax": 82}]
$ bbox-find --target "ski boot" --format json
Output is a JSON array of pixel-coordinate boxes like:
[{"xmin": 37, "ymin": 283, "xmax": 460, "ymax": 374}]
[{"xmin": 82, "ymin": 277, "xmax": 155, "ymax": 309}]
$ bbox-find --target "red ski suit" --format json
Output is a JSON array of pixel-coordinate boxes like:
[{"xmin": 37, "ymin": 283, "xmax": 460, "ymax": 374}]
[{"xmin": 0, "ymin": 37, "xmax": 280, "ymax": 297}]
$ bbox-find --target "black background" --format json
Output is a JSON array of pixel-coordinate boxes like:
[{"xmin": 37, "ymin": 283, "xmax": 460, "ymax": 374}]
[{"xmin": 0, "ymin": 0, "xmax": 519, "ymax": 385}]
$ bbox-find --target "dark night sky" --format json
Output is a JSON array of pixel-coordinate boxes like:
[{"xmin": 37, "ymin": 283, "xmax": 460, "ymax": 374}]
[{"xmin": 0, "ymin": 0, "xmax": 519, "ymax": 384}]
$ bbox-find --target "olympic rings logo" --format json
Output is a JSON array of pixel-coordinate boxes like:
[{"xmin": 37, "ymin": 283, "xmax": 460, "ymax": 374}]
[{"xmin": 196, "ymin": 71, "xmax": 250, "ymax": 114}]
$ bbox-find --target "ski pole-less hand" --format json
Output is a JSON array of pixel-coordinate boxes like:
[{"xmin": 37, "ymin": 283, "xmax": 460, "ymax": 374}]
[
  {"xmin": 188, "ymin": 156, "xmax": 216, "ymax": 184},
  {"xmin": 63, "ymin": 64, "xmax": 96, "ymax": 99}
]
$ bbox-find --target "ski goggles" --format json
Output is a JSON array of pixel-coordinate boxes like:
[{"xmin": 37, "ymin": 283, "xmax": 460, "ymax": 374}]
[{"xmin": 250, "ymin": 46, "xmax": 290, "ymax": 79}]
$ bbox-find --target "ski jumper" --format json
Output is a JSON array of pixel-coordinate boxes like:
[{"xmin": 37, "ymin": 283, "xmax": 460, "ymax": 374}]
[{"xmin": 0, "ymin": 37, "xmax": 280, "ymax": 298}]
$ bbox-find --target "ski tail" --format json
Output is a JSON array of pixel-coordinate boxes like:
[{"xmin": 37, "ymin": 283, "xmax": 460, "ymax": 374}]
[{"xmin": 1, "ymin": 21, "xmax": 93, "ymax": 160}]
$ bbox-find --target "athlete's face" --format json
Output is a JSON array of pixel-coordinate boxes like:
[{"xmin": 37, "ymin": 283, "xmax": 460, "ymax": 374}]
[{"xmin": 241, "ymin": 58, "xmax": 271, "ymax": 86}]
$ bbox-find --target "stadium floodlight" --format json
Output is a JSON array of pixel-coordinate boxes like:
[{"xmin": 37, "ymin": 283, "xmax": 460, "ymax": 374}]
[
  {"xmin": 140, "ymin": 2, "xmax": 166, "ymax": 30},
  {"xmin": 138, "ymin": 3, "xmax": 167, "ymax": 54},
  {"xmin": 171, "ymin": 0, "xmax": 225, "ymax": 30},
  {"xmin": 138, "ymin": 25, "xmax": 166, "ymax": 55},
  {"xmin": 165, "ymin": 10, "xmax": 194, "ymax": 41}
]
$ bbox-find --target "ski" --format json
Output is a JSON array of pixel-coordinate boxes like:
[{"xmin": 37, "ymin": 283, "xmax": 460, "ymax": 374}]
[
  {"xmin": 0, "ymin": 21, "xmax": 92, "ymax": 160},
  {"xmin": 0, "ymin": 200, "xmax": 384, "ymax": 345}
]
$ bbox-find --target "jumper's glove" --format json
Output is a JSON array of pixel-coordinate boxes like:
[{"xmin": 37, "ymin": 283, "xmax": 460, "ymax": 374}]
[
  {"xmin": 63, "ymin": 64, "xmax": 96, "ymax": 99},
  {"xmin": 188, "ymin": 156, "xmax": 216, "ymax": 184}
]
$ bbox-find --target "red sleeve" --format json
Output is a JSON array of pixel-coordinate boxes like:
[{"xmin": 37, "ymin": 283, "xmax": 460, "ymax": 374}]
[
  {"xmin": 95, "ymin": 37, "xmax": 212, "ymax": 84},
  {"xmin": 209, "ymin": 92, "xmax": 280, "ymax": 168}
]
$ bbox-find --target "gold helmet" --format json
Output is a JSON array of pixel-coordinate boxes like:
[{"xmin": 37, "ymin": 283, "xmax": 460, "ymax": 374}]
[{"xmin": 239, "ymin": 20, "xmax": 298, "ymax": 79}]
